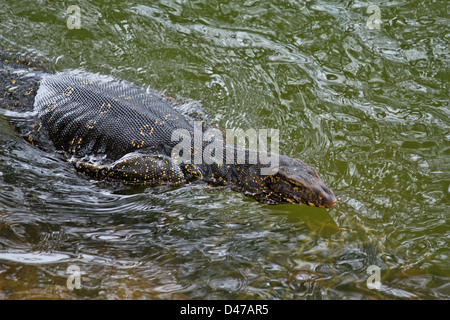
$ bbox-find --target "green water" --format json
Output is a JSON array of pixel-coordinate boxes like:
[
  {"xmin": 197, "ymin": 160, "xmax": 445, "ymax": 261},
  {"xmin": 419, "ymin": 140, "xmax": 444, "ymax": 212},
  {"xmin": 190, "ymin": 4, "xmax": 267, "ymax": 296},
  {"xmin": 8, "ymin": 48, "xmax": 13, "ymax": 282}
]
[{"xmin": 0, "ymin": 0, "xmax": 448, "ymax": 299}]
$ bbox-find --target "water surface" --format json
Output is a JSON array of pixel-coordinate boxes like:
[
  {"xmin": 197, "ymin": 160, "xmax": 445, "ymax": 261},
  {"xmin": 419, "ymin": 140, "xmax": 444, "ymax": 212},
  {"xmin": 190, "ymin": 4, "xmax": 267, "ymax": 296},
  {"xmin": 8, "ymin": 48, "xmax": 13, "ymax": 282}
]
[{"xmin": 0, "ymin": 0, "xmax": 448, "ymax": 299}]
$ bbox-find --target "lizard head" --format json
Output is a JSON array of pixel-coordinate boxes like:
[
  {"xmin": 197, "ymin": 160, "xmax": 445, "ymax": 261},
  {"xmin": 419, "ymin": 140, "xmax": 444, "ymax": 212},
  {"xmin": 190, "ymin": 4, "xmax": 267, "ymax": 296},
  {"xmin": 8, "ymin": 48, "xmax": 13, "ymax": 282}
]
[{"xmin": 251, "ymin": 156, "xmax": 337, "ymax": 207}]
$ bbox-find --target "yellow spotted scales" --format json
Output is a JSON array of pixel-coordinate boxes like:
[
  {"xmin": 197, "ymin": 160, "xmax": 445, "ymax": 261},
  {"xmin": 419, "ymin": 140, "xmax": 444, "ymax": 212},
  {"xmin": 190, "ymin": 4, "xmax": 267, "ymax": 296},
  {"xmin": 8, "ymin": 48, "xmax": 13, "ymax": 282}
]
[{"xmin": 0, "ymin": 49, "xmax": 336, "ymax": 207}]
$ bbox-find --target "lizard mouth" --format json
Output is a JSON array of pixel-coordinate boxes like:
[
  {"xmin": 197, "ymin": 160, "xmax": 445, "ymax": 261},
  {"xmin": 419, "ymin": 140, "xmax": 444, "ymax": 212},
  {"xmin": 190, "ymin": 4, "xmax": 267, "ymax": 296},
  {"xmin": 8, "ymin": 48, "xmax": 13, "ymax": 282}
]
[
  {"xmin": 262, "ymin": 177, "xmax": 337, "ymax": 207},
  {"xmin": 326, "ymin": 197, "xmax": 338, "ymax": 207},
  {"xmin": 286, "ymin": 194, "xmax": 337, "ymax": 208},
  {"xmin": 318, "ymin": 185, "xmax": 337, "ymax": 208},
  {"xmin": 318, "ymin": 194, "xmax": 337, "ymax": 208},
  {"xmin": 250, "ymin": 188, "xmax": 337, "ymax": 207},
  {"xmin": 297, "ymin": 186, "xmax": 337, "ymax": 208}
]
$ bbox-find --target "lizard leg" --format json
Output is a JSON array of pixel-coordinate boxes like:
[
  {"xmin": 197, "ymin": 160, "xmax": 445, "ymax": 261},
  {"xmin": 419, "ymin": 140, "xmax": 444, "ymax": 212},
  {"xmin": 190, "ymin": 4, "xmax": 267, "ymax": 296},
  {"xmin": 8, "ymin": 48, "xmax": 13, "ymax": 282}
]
[{"xmin": 72, "ymin": 153, "xmax": 185, "ymax": 185}]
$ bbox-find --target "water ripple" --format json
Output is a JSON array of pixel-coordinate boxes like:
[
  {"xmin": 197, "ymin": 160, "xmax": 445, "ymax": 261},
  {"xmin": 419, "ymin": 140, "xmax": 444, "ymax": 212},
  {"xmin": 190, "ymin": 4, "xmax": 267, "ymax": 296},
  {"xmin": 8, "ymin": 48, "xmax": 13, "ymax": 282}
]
[{"xmin": 0, "ymin": 0, "xmax": 448, "ymax": 299}]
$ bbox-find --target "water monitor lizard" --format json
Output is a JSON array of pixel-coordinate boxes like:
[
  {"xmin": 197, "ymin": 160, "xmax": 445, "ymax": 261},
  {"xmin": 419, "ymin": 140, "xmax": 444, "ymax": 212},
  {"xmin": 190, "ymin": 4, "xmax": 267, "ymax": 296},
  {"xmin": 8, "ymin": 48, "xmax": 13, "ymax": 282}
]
[{"xmin": 0, "ymin": 49, "xmax": 336, "ymax": 207}]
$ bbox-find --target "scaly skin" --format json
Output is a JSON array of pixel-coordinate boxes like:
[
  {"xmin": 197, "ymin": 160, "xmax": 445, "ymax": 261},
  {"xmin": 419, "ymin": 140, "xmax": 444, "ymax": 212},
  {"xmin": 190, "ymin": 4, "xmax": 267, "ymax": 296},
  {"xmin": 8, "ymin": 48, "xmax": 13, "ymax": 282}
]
[{"xmin": 0, "ymin": 49, "xmax": 336, "ymax": 207}]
